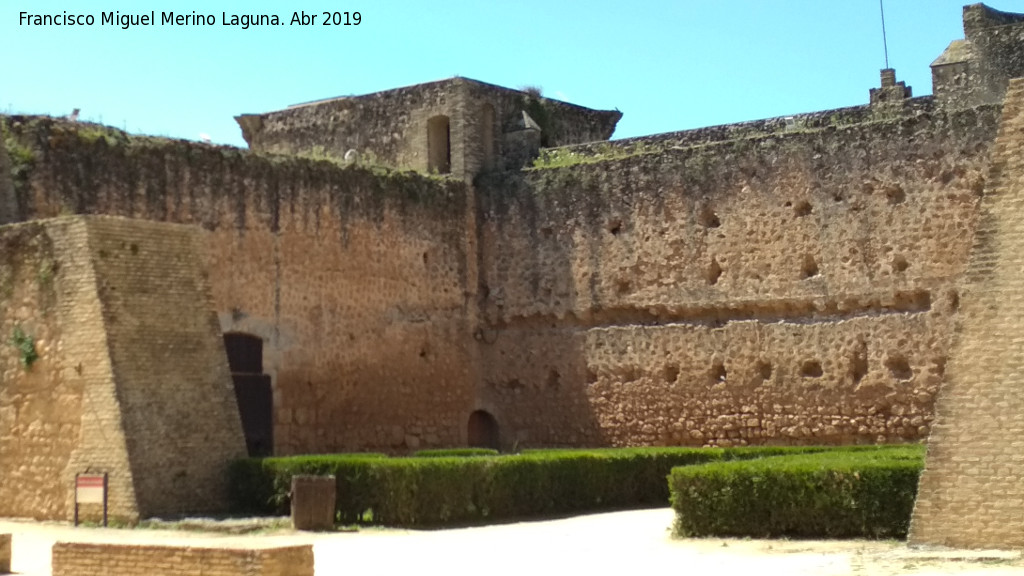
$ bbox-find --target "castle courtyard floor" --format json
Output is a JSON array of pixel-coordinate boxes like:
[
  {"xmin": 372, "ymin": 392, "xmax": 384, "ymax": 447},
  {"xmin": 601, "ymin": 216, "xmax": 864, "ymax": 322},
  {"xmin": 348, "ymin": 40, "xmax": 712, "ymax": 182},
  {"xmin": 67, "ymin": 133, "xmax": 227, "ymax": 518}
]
[{"xmin": 2, "ymin": 508, "xmax": 1022, "ymax": 575}]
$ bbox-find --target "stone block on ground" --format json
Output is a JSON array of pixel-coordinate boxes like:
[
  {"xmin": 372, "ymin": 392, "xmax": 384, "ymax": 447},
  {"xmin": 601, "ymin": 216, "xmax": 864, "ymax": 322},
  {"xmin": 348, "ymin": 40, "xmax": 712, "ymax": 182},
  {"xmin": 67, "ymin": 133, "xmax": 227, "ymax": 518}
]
[{"xmin": 291, "ymin": 475, "xmax": 337, "ymax": 531}]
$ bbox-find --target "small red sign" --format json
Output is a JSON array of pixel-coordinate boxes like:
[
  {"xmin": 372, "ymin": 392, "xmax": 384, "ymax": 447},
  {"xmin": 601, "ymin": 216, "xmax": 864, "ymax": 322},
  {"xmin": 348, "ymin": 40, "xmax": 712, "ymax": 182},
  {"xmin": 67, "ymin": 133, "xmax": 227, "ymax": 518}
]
[{"xmin": 75, "ymin": 474, "xmax": 106, "ymax": 505}]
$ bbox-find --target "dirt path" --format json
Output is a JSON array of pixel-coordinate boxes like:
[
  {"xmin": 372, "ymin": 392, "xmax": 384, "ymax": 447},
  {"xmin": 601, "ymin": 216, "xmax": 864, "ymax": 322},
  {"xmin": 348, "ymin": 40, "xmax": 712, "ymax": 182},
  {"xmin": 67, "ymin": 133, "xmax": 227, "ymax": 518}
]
[{"xmin": 3, "ymin": 509, "xmax": 1022, "ymax": 576}]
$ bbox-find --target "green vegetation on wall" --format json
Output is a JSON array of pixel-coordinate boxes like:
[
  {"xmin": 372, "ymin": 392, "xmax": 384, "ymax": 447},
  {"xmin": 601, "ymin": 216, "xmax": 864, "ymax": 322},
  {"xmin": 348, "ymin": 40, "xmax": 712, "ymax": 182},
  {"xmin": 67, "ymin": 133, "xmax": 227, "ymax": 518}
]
[
  {"xmin": 2, "ymin": 119, "xmax": 36, "ymax": 198},
  {"xmin": 10, "ymin": 325, "xmax": 39, "ymax": 369}
]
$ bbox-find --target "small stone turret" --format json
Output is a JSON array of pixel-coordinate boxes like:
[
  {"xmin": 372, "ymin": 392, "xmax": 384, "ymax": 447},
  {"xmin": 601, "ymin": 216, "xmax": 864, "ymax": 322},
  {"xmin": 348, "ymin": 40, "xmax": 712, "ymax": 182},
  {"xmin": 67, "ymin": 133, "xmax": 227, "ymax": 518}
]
[
  {"xmin": 870, "ymin": 68, "xmax": 913, "ymax": 105},
  {"xmin": 931, "ymin": 3, "xmax": 1024, "ymax": 109},
  {"xmin": 235, "ymin": 78, "xmax": 622, "ymax": 181}
]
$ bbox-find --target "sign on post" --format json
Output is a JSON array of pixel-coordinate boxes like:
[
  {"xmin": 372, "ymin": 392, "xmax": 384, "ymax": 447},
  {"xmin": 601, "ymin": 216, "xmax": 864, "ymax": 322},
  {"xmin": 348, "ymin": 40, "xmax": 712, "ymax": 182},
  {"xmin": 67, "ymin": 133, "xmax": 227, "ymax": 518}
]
[{"xmin": 74, "ymin": 473, "xmax": 108, "ymax": 527}]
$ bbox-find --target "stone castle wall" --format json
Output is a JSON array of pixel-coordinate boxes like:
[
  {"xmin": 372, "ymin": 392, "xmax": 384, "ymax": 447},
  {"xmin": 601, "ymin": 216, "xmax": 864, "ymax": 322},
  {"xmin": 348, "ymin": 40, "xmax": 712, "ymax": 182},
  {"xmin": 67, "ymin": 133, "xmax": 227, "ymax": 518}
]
[
  {"xmin": 475, "ymin": 101, "xmax": 1000, "ymax": 447},
  {"xmin": 4, "ymin": 4, "xmax": 1024, "ymax": 461},
  {"xmin": 2, "ymin": 116, "xmax": 477, "ymax": 455},
  {"xmin": 237, "ymin": 78, "xmax": 621, "ymax": 176},
  {"xmin": 0, "ymin": 96, "xmax": 1008, "ymax": 454},
  {"xmin": 910, "ymin": 78, "xmax": 1024, "ymax": 548},
  {"xmin": 0, "ymin": 220, "xmax": 98, "ymax": 520},
  {"xmin": 0, "ymin": 216, "xmax": 246, "ymax": 522},
  {"xmin": 82, "ymin": 217, "xmax": 248, "ymax": 517}
]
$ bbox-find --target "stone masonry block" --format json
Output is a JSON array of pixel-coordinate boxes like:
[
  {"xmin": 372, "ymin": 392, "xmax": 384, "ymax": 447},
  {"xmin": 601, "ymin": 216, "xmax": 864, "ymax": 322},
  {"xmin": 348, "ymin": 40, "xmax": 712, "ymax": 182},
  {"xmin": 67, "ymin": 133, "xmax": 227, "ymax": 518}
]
[{"xmin": 291, "ymin": 475, "xmax": 337, "ymax": 531}]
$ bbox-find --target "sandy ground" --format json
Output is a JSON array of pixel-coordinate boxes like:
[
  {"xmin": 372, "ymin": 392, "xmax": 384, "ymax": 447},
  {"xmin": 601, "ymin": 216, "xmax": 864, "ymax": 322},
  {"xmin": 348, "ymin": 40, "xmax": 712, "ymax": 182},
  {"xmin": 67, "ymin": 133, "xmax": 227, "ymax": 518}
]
[{"xmin": 3, "ymin": 509, "xmax": 1023, "ymax": 576}]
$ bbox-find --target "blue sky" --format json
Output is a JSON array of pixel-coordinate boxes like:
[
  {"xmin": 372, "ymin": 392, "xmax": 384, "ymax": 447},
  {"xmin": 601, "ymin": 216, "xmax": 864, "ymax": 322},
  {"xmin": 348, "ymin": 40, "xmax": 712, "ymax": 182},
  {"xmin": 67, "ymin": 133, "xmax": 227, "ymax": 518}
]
[{"xmin": 2, "ymin": 1, "xmax": 1011, "ymax": 147}]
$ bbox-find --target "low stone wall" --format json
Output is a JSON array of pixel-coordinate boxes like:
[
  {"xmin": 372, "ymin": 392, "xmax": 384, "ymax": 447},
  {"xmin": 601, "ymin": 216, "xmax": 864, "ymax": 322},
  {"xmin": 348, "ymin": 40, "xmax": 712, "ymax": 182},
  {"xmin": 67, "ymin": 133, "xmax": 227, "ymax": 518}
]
[
  {"xmin": 51, "ymin": 542, "xmax": 313, "ymax": 576},
  {"xmin": 0, "ymin": 533, "xmax": 10, "ymax": 574}
]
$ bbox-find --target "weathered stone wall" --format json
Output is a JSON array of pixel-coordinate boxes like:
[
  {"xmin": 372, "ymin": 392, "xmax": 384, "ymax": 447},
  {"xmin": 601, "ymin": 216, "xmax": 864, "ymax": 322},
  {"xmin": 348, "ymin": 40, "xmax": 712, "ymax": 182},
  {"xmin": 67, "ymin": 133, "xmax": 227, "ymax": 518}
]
[
  {"xmin": 0, "ymin": 219, "xmax": 131, "ymax": 521},
  {"xmin": 0, "ymin": 130, "xmax": 16, "ymax": 225},
  {"xmin": 237, "ymin": 78, "xmax": 621, "ymax": 177},
  {"xmin": 476, "ymin": 100, "xmax": 999, "ymax": 447},
  {"xmin": 932, "ymin": 4, "xmax": 1024, "ymax": 110},
  {"xmin": 910, "ymin": 78, "xmax": 1024, "ymax": 549},
  {"xmin": 2, "ymin": 117, "xmax": 476, "ymax": 455},
  {"xmin": 0, "ymin": 216, "xmax": 246, "ymax": 522},
  {"xmin": 51, "ymin": 542, "xmax": 313, "ymax": 576},
  {"xmin": 81, "ymin": 217, "xmax": 247, "ymax": 517}
]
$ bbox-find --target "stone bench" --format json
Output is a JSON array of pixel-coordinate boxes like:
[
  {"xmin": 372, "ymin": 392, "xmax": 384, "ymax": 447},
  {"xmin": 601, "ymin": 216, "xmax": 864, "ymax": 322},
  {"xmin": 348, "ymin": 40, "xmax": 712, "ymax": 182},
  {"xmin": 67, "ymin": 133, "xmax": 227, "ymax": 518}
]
[{"xmin": 52, "ymin": 541, "xmax": 313, "ymax": 576}]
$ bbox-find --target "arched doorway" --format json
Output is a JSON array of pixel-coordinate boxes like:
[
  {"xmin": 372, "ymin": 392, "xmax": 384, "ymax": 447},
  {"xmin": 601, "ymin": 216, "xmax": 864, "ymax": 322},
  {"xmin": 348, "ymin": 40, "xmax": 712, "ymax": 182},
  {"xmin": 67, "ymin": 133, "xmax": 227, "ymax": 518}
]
[
  {"xmin": 224, "ymin": 333, "xmax": 273, "ymax": 457},
  {"xmin": 427, "ymin": 115, "xmax": 451, "ymax": 174},
  {"xmin": 467, "ymin": 410, "xmax": 499, "ymax": 450}
]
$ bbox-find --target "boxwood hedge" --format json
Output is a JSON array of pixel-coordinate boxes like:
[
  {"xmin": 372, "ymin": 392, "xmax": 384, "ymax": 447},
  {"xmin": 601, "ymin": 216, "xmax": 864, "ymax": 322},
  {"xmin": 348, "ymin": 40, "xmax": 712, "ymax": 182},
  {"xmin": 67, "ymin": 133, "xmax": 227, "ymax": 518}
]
[
  {"xmin": 413, "ymin": 448, "xmax": 500, "ymax": 457},
  {"xmin": 230, "ymin": 445, "xmax": 868, "ymax": 527},
  {"xmin": 669, "ymin": 445, "xmax": 924, "ymax": 539}
]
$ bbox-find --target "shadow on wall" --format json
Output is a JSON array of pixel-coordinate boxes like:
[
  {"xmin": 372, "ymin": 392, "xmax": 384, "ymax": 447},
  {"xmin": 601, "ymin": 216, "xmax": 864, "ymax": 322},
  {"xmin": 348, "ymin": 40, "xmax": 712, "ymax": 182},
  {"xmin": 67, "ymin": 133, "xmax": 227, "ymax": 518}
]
[
  {"xmin": 224, "ymin": 332, "xmax": 273, "ymax": 457},
  {"xmin": 475, "ymin": 171, "xmax": 606, "ymax": 448}
]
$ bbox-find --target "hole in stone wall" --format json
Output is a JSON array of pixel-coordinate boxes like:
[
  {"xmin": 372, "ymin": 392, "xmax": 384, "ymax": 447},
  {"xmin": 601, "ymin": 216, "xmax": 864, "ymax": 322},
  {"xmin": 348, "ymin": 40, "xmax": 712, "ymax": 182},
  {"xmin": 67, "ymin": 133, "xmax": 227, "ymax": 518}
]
[
  {"xmin": 709, "ymin": 361, "xmax": 727, "ymax": 383},
  {"xmin": 586, "ymin": 369, "xmax": 598, "ymax": 384},
  {"xmin": 664, "ymin": 364, "xmax": 680, "ymax": 384},
  {"xmin": 707, "ymin": 258, "xmax": 723, "ymax": 285},
  {"xmin": 794, "ymin": 200, "xmax": 812, "ymax": 217},
  {"xmin": 947, "ymin": 290, "xmax": 960, "ymax": 312},
  {"xmin": 801, "ymin": 255, "xmax": 820, "ymax": 279},
  {"xmin": 130, "ymin": 243, "xmax": 139, "ymax": 254},
  {"xmin": 971, "ymin": 176, "xmax": 985, "ymax": 196},
  {"xmin": 540, "ymin": 226, "xmax": 554, "ymax": 239},
  {"xmin": 885, "ymin": 184, "xmax": 906, "ymax": 205},
  {"xmin": 698, "ymin": 205, "xmax": 721, "ymax": 228},
  {"xmin": 607, "ymin": 219, "xmax": 622, "ymax": 235},
  {"xmin": 833, "ymin": 193, "xmax": 844, "ymax": 203},
  {"xmin": 851, "ymin": 342, "xmax": 868, "ymax": 384},
  {"xmin": 615, "ymin": 366, "xmax": 639, "ymax": 384},
  {"xmin": 422, "ymin": 252, "xmax": 429, "ymax": 266},
  {"xmin": 885, "ymin": 355, "xmax": 913, "ymax": 380},
  {"xmin": 546, "ymin": 368, "xmax": 561, "ymax": 390},
  {"xmin": 756, "ymin": 360, "xmax": 773, "ymax": 382},
  {"xmin": 801, "ymin": 360, "xmax": 823, "ymax": 378},
  {"xmin": 893, "ymin": 289, "xmax": 931, "ymax": 310},
  {"xmin": 893, "ymin": 254, "xmax": 909, "ymax": 273},
  {"xmin": 616, "ymin": 278, "xmax": 632, "ymax": 295},
  {"xmin": 427, "ymin": 115, "xmax": 452, "ymax": 174}
]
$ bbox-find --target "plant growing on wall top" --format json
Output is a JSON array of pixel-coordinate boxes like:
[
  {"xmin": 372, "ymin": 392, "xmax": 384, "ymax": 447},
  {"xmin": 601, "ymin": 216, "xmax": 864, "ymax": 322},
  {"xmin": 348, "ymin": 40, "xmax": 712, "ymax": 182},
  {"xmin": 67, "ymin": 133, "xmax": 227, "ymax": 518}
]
[{"xmin": 10, "ymin": 325, "xmax": 39, "ymax": 370}]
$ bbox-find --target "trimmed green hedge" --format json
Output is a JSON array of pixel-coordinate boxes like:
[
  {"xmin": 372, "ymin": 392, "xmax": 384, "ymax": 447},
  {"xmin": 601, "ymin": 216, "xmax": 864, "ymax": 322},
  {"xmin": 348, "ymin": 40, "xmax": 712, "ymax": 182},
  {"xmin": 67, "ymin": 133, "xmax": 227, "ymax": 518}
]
[
  {"xmin": 669, "ymin": 445, "xmax": 924, "ymax": 539},
  {"xmin": 230, "ymin": 445, "xmax": 869, "ymax": 527},
  {"xmin": 413, "ymin": 448, "xmax": 500, "ymax": 458}
]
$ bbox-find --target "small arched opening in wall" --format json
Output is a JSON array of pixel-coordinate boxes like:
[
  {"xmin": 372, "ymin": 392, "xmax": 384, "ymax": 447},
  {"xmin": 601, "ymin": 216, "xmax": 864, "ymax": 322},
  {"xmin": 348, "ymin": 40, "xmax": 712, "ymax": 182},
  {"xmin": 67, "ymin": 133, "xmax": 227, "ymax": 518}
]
[
  {"xmin": 427, "ymin": 115, "xmax": 451, "ymax": 174},
  {"xmin": 223, "ymin": 332, "xmax": 273, "ymax": 457},
  {"xmin": 467, "ymin": 410, "xmax": 500, "ymax": 450},
  {"xmin": 481, "ymin": 104, "xmax": 496, "ymax": 171}
]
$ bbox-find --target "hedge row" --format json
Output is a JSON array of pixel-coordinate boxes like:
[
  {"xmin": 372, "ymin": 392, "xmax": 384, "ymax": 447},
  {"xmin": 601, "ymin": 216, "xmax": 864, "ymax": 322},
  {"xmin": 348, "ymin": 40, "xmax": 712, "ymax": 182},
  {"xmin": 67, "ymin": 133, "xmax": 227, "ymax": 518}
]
[
  {"xmin": 413, "ymin": 448, "xmax": 499, "ymax": 457},
  {"xmin": 230, "ymin": 445, "xmax": 884, "ymax": 527},
  {"xmin": 669, "ymin": 445, "xmax": 924, "ymax": 539}
]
